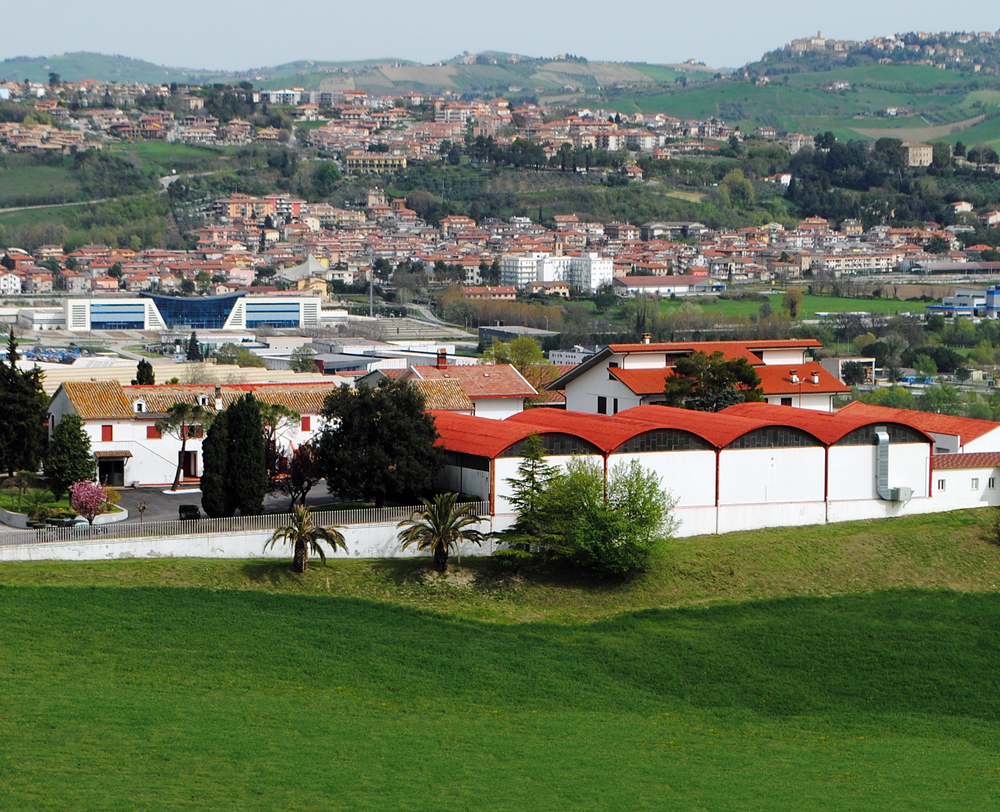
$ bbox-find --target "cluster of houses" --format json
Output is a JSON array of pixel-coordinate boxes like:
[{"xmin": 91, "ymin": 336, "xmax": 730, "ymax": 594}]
[
  {"xmin": 42, "ymin": 336, "xmax": 1000, "ymax": 538},
  {"xmin": 4, "ymin": 194, "xmax": 1000, "ymax": 302}
]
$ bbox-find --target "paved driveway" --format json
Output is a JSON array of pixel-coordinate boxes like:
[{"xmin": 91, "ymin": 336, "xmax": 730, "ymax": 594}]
[{"xmin": 115, "ymin": 481, "xmax": 336, "ymax": 522}]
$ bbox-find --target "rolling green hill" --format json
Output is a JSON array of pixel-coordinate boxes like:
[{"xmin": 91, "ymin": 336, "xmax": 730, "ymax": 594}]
[
  {"xmin": 3, "ymin": 509, "xmax": 1000, "ymax": 809},
  {"xmin": 0, "ymin": 51, "xmax": 210, "ymax": 85}
]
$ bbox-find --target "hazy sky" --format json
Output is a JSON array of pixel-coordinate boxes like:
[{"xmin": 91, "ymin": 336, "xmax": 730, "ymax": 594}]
[{"xmin": 4, "ymin": 0, "xmax": 998, "ymax": 71}]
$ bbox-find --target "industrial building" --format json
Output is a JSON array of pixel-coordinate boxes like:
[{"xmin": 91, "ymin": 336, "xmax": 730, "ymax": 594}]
[{"xmin": 433, "ymin": 402, "xmax": 946, "ymax": 537}]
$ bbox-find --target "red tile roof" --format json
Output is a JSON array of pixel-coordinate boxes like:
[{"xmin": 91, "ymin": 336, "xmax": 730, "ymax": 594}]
[
  {"xmin": 606, "ymin": 339, "xmax": 820, "ymax": 353},
  {"xmin": 753, "ymin": 365, "xmax": 850, "ymax": 396},
  {"xmin": 411, "ymin": 364, "xmax": 537, "ymax": 399},
  {"xmin": 932, "ymin": 452, "xmax": 1000, "ymax": 470},
  {"xmin": 606, "ymin": 364, "xmax": 848, "ymax": 398},
  {"xmin": 839, "ymin": 402, "xmax": 1000, "ymax": 445}
]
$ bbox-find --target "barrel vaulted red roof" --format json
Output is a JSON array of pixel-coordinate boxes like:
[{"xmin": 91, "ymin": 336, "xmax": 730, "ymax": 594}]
[
  {"xmin": 839, "ymin": 401, "xmax": 1000, "ymax": 446},
  {"xmin": 722, "ymin": 402, "xmax": 934, "ymax": 445},
  {"xmin": 429, "ymin": 410, "xmax": 543, "ymax": 458}
]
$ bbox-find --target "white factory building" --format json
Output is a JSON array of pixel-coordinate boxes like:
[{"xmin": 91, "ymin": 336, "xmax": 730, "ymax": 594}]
[{"xmin": 433, "ymin": 402, "xmax": 945, "ymax": 537}]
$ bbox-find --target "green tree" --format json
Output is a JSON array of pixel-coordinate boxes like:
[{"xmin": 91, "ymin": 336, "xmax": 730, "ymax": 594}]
[
  {"xmin": 186, "ymin": 332, "xmax": 203, "ymax": 362},
  {"xmin": 132, "ymin": 358, "xmax": 155, "ymax": 385},
  {"xmin": 45, "ymin": 414, "xmax": 94, "ymax": 500},
  {"xmin": 517, "ymin": 457, "xmax": 676, "ymax": 578},
  {"xmin": 920, "ymin": 384, "xmax": 962, "ymax": 416},
  {"xmin": 312, "ymin": 161, "xmax": 342, "ymax": 197},
  {"xmin": 783, "ymin": 289, "xmax": 803, "ymax": 319},
  {"xmin": 316, "ymin": 379, "xmax": 445, "ymax": 508},
  {"xmin": 289, "ymin": 345, "xmax": 317, "ymax": 373},
  {"xmin": 266, "ymin": 505, "xmax": 346, "ymax": 573},
  {"xmin": 155, "ymin": 401, "xmax": 210, "ymax": 491},
  {"xmin": 840, "ymin": 361, "xmax": 867, "ymax": 387},
  {"xmin": 0, "ymin": 330, "xmax": 47, "ymax": 476},
  {"xmin": 226, "ymin": 394, "xmax": 268, "ymax": 515},
  {"xmin": 214, "ymin": 343, "xmax": 266, "ymax": 367},
  {"xmin": 925, "ymin": 235, "xmax": 950, "ymax": 255},
  {"xmin": 200, "ymin": 410, "xmax": 234, "ymax": 518},
  {"xmin": 492, "ymin": 433, "xmax": 558, "ymax": 569},
  {"xmin": 397, "ymin": 492, "xmax": 485, "ymax": 573},
  {"xmin": 913, "ymin": 354, "xmax": 938, "ymax": 377},
  {"xmin": 195, "ymin": 270, "xmax": 211, "ymax": 293},
  {"xmin": 483, "ymin": 336, "xmax": 545, "ymax": 371},
  {"xmin": 663, "ymin": 351, "xmax": 763, "ymax": 411}
]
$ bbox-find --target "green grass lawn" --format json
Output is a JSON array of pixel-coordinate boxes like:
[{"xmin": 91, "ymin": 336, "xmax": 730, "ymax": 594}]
[
  {"xmin": 0, "ymin": 487, "xmax": 72, "ymax": 515},
  {"xmin": 113, "ymin": 141, "xmax": 235, "ymax": 174},
  {"xmin": 660, "ymin": 293, "xmax": 929, "ymax": 320},
  {"xmin": 4, "ymin": 509, "xmax": 1000, "ymax": 809}
]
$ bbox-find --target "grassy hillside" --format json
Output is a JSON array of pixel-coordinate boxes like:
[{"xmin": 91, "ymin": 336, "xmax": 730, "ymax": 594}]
[
  {"xmin": 3, "ymin": 508, "xmax": 1000, "ymax": 809},
  {"xmin": 0, "ymin": 51, "xmax": 206, "ymax": 85}
]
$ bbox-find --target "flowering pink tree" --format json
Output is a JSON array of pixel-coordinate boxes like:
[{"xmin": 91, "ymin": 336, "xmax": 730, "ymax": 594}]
[{"xmin": 69, "ymin": 481, "xmax": 109, "ymax": 526}]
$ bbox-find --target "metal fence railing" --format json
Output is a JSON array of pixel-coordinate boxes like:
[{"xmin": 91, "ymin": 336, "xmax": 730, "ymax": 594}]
[{"xmin": 0, "ymin": 502, "xmax": 491, "ymax": 548}]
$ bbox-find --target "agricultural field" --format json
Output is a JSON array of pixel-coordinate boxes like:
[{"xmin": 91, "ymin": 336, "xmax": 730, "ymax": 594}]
[
  {"xmin": 113, "ymin": 141, "xmax": 235, "ymax": 175},
  {"xmin": 3, "ymin": 510, "xmax": 1000, "ymax": 809},
  {"xmin": 661, "ymin": 293, "xmax": 930, "ymax": 321},
  {"xmin": 0, "ymin": 161, "xmax": 84, "ymax": 208}
]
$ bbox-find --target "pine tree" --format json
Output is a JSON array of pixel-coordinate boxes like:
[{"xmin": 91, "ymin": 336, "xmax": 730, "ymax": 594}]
[
  {"xmin": 200, "ymin": 411, "xmax": 234, "ymax": 517},
  {"xmin": 45, "ymin": 413, "xmax": 95, "ymax": 500},
  {"xmin": 133, "ymin": 358, "xmax": 155, "ymax": 385},
  {"xmin": 226, "ymin": 394, "xmax": 267, "ymax": 515}
]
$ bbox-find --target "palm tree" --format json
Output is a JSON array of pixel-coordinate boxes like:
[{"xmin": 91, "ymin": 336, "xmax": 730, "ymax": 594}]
[
  {"xmin": 265, "ymin": 505, "xmax": 347, "ymax": 573},
  {"xmin": 397, "ymin": 493, "xmax": 485, "ymax": 573}
]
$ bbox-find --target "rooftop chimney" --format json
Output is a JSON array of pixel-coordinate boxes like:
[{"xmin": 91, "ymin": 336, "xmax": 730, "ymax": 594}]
[
  {"xmin": 436, "ymin": 349, "xmax": 447, "ymax": 369},
  {"xmin": 789, "ymin": 369, "xmax": 799, "ymax": 384},
  {"xmin": 214, "ymin": 383, "xmax": 223, "ymax": 411},
  {"xmin": 811, "ymin": 370, "xmax": 820, "ymax": 385},
  {"xmin": 642, "ymin": 333, "xmax": 651, "ymax": 344}
]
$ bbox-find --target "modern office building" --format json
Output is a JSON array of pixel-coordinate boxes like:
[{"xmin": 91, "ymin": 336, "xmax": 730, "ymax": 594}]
[{"xmin": 64, "ymin": 293, "xmax": 322, "ymax": 332}]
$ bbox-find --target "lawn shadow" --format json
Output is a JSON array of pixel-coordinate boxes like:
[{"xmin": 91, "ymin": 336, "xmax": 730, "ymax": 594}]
[{"xmin": 239, "ymin": 560, "xmax": 310, "ymax": 588}]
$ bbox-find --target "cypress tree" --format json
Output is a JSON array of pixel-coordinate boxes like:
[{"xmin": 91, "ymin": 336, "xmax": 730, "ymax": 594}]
[
  {"xmin": 200, "ymin": 411, "xmax": 234, "ymax": 517},
  {"xmin": 226, "ymin": 394, "xmax": 267, "ymax": 515},
  {"xmin": 0, "ymin": 332, "xmax": 47, "ymax": 476},
  {"xmin": 45, "ymin": 413, "xmax": 95, "ymax": 500},
  {"xmin": 133, "ymin": 359, "xmax": 155, "ymax": 385},
  {"xmin": 186, "ymin": 332, "xmax": 203, "ymax": 362}
]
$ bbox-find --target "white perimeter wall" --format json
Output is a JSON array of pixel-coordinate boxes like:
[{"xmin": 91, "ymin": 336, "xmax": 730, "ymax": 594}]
[{"xmin": 0, "ymin": 519, "xmax": 497, "ymax": 563}]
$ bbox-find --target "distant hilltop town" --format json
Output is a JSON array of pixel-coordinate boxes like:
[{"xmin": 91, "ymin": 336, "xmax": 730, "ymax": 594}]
[{"xmin": 768, "ymin": 29, "xmax": 1000, "ymax": 75}]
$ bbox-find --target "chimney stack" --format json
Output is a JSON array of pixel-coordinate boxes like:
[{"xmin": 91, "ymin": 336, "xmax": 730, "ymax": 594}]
[
  {"xmin": 811, "ymin": 371, "xmax": 820, "ymax": 385},
  {"xmin": 642, "ymin": 333, "xmax": 651, "ymax": 344},
  {"xmin": 789, "ymin": 369, "xmax": 799, "ymax": 384},
  {"xmin": 436, "ymin": 349, "xmax": 447, "ymax": 369},
  {"xmin": 214, "ymin": 384, "xmax": 223, "ymax": 411}
]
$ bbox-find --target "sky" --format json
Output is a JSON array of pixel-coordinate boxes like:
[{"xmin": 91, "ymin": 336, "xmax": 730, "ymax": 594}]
[{"xmin": 3, "ymin": 0, "xmax": 998, "ymax": 71}]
